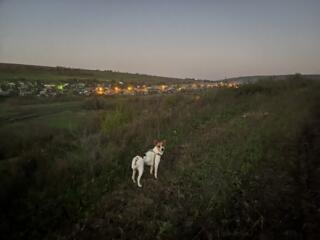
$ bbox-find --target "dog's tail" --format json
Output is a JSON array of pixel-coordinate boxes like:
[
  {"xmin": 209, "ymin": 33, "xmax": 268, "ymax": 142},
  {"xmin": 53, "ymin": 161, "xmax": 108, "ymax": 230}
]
[{"xmin": 131, "ymin": 156, "xmax": 140, "ymax": 169}]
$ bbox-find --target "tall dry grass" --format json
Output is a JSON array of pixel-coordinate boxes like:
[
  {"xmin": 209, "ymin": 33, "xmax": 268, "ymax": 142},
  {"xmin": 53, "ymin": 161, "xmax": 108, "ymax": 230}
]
[{"xmin": 0, "ymin": 77, "xmax": 319, "ymax": 239}]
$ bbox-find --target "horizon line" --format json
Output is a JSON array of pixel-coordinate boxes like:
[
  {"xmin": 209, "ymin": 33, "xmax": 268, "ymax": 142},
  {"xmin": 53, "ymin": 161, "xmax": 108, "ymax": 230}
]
[{"xmin": 1, "ymin": 61, "xmax": 319, "ymax": 82}]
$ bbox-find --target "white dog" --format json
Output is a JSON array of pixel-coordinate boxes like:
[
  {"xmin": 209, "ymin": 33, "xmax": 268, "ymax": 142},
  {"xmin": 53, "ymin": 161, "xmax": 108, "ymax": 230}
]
[{"xmin": 131, "ymin": 140, "xmax": 166, "ymax": 187}]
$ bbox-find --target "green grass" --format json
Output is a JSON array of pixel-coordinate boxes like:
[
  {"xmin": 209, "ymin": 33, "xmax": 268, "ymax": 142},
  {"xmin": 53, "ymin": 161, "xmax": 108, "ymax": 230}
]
[{"xmin": 0, "ymin": 77, "xmax": 319, "ymax": 239}]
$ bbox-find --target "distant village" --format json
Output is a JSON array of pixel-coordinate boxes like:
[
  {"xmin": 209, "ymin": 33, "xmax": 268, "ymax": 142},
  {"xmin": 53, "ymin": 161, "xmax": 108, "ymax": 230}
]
[{"xmin": 0, "ymin": 80, "xmax": 239, "ymax": 97}]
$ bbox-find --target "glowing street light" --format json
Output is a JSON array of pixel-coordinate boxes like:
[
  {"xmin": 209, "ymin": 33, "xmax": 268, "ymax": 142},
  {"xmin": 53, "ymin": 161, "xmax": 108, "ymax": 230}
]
[
  {"xmin": 114, "ymin": 86, "xmax": 120, "ymax": 93},
  {"xmin": 160, "ymin": 85, "xmax": 167, "ymax": 91},
  {"xmin": 96, "ymin": 86, "xmax": 104, "ymax": 95}
]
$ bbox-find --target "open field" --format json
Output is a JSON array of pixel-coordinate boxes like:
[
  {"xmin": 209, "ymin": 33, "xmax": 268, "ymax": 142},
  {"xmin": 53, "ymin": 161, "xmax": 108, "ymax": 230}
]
[
  {"xmin": 0, "ymin": 63, "xmax": 195, "ymax": 84},
  {"xmin": 1, "ymin": 63, "xmax": 215, "ymax": 98},
  {"xmin": 0, "ymin": 77, "xmax": 320, "ymax": 239}
]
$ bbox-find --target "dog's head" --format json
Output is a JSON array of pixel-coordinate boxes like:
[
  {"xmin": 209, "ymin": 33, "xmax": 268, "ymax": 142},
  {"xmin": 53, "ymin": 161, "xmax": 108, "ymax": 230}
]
[{"xmin": 153, "ymin": 139, "xmax": 166, "ymax": 155}]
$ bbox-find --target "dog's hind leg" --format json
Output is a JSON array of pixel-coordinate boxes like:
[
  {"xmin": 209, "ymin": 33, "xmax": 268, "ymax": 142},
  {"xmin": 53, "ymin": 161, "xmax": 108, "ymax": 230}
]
[
  {"xmin": 137, "ymin": 165, "xmax": 144, "ymax": 187},
  {"xmin": 132, "ymin": 169, "xmax": 137, "ymax": 183}
]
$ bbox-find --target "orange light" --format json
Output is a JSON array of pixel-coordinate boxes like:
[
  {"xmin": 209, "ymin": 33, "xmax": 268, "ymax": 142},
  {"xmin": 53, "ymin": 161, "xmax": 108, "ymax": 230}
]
[
  {"xmin": 160, "ymin": 85, "xmax": 167, "ymax": 91},
  {"xmin": 127, "ymin": 86, "xmax": 133, "ymax": 91},
  {"xmin": 96, "ymin": 87, "xmax": 104, "ymax": 95}
]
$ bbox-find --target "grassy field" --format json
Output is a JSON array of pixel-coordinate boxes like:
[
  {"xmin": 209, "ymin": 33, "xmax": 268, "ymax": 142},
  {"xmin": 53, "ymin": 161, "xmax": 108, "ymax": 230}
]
[
  {"xmin": 0, "ymin": 76, "xmax": 319, "ymax": 239},
  {"xmin": 0, "ymin": 63, "xmax": 195, "ymax": 85}
]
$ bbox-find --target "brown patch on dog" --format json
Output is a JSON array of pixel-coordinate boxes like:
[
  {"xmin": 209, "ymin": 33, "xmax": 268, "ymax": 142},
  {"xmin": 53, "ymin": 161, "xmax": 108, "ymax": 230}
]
[{"xmin": 154, "ymin": 140, "xmax": 166, "ymax": 149}]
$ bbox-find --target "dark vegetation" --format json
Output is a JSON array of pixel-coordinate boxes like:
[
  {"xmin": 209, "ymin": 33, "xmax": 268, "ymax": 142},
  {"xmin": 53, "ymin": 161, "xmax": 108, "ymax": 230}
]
[
  {"xmin": 0, "ymin": 77, "xmax": 319, "ymax": 239},
  {"xmin": 0, "ymin": 63, "xmax": 195, "ymax": 85},
  {"xmin": 224, "ymin": 73, "xmax": 320, "ymax": 84}
]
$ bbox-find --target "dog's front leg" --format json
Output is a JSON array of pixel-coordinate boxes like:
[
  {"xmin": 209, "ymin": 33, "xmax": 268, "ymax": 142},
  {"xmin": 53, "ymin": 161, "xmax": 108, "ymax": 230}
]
[
  {"xmin": 154, "ymin": 156, "xmax": 160, "ymax": 179},
  {"xmin": 150, "ymin": 165, "xmax": 153, "ymax": 175},
  {"xmin": 154, "ymin": 165, "xmax": 158, "ymax": 179}
]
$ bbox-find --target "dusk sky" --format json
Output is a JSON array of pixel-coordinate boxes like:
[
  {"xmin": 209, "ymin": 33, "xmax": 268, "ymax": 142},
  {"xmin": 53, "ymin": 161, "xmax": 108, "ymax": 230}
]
[{"xmin": 0, "ymin": 0, "xmax": 319, "ymax": 80}]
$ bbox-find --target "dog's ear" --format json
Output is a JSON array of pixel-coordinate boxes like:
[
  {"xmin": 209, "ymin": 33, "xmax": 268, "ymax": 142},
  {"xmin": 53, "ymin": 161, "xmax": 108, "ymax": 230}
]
[
  {"xmin": 153, "ymin": 139, "xmax": 158, "ymax": 145},
  {"xmin": 162, "ymin": 139, "xmax": 166, "ymax": 145}
]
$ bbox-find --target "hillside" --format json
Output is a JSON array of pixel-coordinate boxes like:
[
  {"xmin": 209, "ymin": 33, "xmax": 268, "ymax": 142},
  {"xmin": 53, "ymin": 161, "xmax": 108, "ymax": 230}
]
[
  {"xmin": 0, "ymin": 63, "xmax": 195, "ymax": 85},
  {"xmin": 0, "ymin": 77, "xmax": 320, "ymax": 239},
  {"xmin": 222, "ymin": 74, "xmax": 320, "ymax": 84}
]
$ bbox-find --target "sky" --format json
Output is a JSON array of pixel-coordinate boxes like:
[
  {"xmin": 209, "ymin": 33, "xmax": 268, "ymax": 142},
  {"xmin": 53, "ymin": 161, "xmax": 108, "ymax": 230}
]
[{"xmin": 0, "ymin": 0, "xmax": 319, "ymax": 80}]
